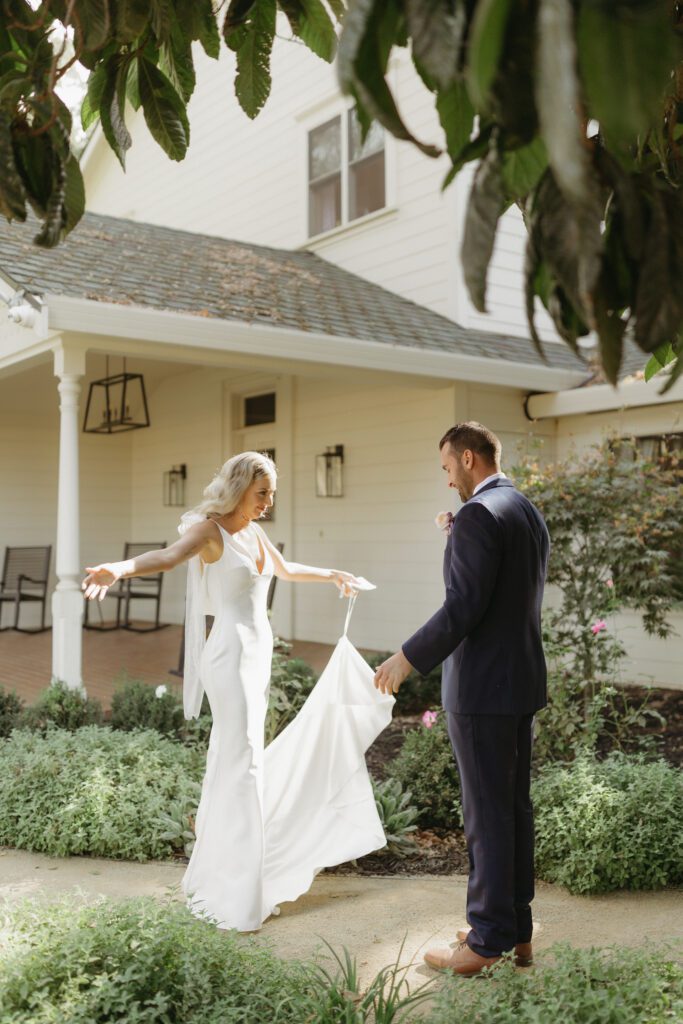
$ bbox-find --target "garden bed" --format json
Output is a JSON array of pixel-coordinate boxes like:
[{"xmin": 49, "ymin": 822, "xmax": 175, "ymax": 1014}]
[
  {"xmin": 326, "ymin": 827, "xmax": 469, "ymax": 877},
  {"xmin": 605, "ymin": 685, "xmax": 683, "ymax": 767}
]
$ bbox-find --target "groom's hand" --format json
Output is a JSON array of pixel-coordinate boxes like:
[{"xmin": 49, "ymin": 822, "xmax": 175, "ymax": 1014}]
[{"xmin": 374, "ymin": 650, "xmax": 413, "ymax": 695}]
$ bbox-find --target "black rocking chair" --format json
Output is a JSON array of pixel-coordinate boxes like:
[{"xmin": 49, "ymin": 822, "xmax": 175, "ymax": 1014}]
[
  {"xmin": 84, "ymin": 542, "xmax": 168, "ymax": 632},
  {"xmin": 169, "ymin": 541, "xmax": 284, "ymax": 678},
  {"xmin": 0, "ymin": 545, "xmax": 52, "ymax": 633}
]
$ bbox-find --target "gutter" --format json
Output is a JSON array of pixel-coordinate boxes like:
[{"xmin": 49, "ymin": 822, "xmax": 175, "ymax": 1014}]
[{"xmin": 45, "ymin": 294, "xmax": 587, "ymax": 392}]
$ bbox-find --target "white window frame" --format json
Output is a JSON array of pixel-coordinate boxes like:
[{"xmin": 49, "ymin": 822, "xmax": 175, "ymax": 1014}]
[{"xmin": 297, "ymin": 93, "xmax": 397, "ymax": 244}]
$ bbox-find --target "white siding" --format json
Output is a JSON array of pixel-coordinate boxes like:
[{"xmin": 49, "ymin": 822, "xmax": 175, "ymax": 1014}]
[{"xmin": 128, "ymin": 366, "xmax": 225, "ymax": 624}]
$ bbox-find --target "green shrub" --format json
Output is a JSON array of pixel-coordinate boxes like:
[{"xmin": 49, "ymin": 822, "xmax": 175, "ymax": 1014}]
[
  {"xmin": 265, "ymin": 653, "xmax": 317, "ymax": 744},
  {"xmin": 533, "ymin": 752, "xmax": 683, "ymax": 894},
  {"xmin": 0, "ymin": 897, "xmax": 314, "ymax": 1024},
  {"xmin": 386, "ymin": 711, "xmax": 462, "ymax": 829},
  {"xmin": 0, "ymin": 685, "xmax": 23, "ymax": 738},
  {"xmin": 0, "ymin": 726, "xmax": 205, "ymax": 860},
  {"xmin": 0, "ymin": 898, "xmax": 433, "ymax": 1024},
  {"xmin": 110, "ymin": 678, "xmax": 186, "ymax": 737},
  {"xmin": 371, "ymin": 777, "xmax": 419, "ymax": 856},
  {"xmin": 364, "ymin": 651, "xmax": 441, "ymax": 715},
  {"xmin": 17, "ymin": 680, "xmax": 102, "ymax": 732},
  {"xmin": 427, "ymin": 943, "xmax": 683, "ymax": 1024},
  {"xmin": 153, "ymin": 778, "xmax": 203, "ymax": 859}
]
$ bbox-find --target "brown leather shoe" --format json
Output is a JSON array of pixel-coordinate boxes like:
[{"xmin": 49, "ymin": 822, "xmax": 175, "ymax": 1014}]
[
  {"xmin": 424, "ymin": 940, "xmax": 501, "ymax": 977},
  {"xmin": 456, "ymin": 927, "xmax": 533, "ymax": 967}
]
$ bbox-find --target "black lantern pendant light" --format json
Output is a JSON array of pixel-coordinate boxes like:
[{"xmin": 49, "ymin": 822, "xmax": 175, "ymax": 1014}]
[{"xmin": 83, "ymin": 357, "xmax": 151, "ymax": 434}]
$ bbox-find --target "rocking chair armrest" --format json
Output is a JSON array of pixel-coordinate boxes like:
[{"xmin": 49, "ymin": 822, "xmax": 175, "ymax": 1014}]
[{"xmin": 17, "ymin": 574, "xmax": 46, "ymax": 590}]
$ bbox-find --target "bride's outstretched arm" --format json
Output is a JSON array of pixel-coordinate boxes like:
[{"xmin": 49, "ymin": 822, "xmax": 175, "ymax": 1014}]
[
  {"xmin": 254, "ymin": 524, "xmax": 359, "ymax": 596},
  {"xmin": 81, "ymin": 521, "xmax": 220, "ymax": 601}
]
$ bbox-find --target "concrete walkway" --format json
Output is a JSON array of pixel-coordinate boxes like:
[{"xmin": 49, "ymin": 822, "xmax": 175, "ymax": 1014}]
[{"xmin": 1, "ymin": 848, "xmax": 681, "ymax": 985}]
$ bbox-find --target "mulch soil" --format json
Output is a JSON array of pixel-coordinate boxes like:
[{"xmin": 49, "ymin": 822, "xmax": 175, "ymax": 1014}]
[{"xmin": 603, "ymin": 685, "xmax": 683, "ymax": 767}]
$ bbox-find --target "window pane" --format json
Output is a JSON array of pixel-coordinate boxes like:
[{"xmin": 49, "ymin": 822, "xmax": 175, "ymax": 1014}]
[
  {"xmin": 244, "ymin": 392, "xmax": 276, "ymax": 426},
  {"xmin": 309, "ymin": 175, "xmax": 342, "ymax": 235},
  {"xmin": 349, "ymin": 150, "xmax": 385, "ymax": 220},
  {"xmin": 348, "ymin": 110, "xmax": 384, "ymax": 163},
  {"xmin": 309, "ymin": 117, "xmax": 341, "ymax": 181}
]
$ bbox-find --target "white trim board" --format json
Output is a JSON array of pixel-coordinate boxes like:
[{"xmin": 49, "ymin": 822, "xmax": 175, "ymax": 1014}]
[{"xmin": 44, "ymin": 294, "xmax": 586, "ymax": 391}]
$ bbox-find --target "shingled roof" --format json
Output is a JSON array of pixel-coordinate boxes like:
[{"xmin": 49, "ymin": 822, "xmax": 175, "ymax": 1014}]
[{"xmin": 0, "ymin": 211, "xmax": 642, "ymax": 379}]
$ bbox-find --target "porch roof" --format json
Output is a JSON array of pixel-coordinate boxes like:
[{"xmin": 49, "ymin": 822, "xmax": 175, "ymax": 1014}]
[{"xmin": 0, "ymin": 210, "xmax": 598, "ymax": 376}]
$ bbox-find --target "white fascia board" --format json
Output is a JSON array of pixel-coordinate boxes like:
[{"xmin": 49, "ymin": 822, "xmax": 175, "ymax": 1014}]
[
  {"xmin": 527, "ymin": 376, "xmax": 683, "ymax": 419},
  {"xmin": 45, "ymin": 294, "xmax": 586, "ymax": 391}
]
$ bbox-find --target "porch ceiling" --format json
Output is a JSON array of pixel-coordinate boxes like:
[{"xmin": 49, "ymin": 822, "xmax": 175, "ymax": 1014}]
[{"xmin": 0, "ymin": 211, "xmax": 596, "ymax": 381}]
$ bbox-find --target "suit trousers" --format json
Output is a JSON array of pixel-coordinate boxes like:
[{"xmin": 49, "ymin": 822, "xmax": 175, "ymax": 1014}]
[{"xmin": 446, "ymin": 711, "xmax": 535, "ymax": 958}]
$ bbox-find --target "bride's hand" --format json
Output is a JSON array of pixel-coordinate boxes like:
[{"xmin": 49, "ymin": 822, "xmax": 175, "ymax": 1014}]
[
  {"xmin": 82, "ymin": 563, "xmax": 123, "ymax": 601},
  {"xmin": 330, "ymin": 570, "xmax": 361, "ymax": 597}
]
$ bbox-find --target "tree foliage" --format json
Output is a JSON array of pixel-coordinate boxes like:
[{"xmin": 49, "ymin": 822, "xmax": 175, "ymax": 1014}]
[
  {"xmin": 1, "ymin": 1, "xmax": 682, "ymax": 384},
  {"xmin": 514, "ymin": 439, "xmax": 683, "ymax": 684}
]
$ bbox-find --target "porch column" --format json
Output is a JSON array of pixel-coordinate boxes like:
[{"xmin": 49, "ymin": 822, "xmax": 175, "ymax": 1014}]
[{"xmin": 51, "ymin": 342, "xmax": 86, "ymax": 689}]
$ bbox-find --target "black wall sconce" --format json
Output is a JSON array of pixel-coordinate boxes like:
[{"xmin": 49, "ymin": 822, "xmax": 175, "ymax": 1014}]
[
  {"xmin": 316, "ymin": 445, "xmax": 344, "ymax": 497},
  {"xmin": 83, "ymin": 357, "xmax": 151, "ymax": 434},
  {"xmin": 163, "ymin": 464, "xmax": 187, "ymax": 507}
]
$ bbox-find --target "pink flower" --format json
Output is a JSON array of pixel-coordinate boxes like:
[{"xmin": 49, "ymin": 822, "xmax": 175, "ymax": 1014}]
[
  {"xmin": 605, "ymin": 579, "xmax": 614, "ymax": 588},
  {"xmin": 435, "ymin": 511, "xmax": 454, "ymax": 535},
  {"xmin": 422, "ymin": 710, "xmax": 438, "ymax": 728},
  {"xmin": 591, "ymin": 620, "xmax": 607, "ymax": 635}
]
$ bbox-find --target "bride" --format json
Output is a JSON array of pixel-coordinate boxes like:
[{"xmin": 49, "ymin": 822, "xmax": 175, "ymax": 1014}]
[{"xmin": 82, "ymin": 451, "xmax": 394, "ymax": 931}]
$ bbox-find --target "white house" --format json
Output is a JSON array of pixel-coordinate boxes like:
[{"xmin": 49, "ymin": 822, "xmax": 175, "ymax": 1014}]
[{"xmin": 0, "ymin": 32, "xmax": 680, "ymax": 691}]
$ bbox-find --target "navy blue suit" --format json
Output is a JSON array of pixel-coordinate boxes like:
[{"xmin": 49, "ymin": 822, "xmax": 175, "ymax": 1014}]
[{"xmin": 402, "ymin": 478, "xmax": 550, "ymax": 956}]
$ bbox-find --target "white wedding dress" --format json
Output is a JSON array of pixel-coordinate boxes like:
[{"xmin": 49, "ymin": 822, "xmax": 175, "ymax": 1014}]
[{"xmin": 180, "ymin": 521, "xmax": 394, "ymax": 931}]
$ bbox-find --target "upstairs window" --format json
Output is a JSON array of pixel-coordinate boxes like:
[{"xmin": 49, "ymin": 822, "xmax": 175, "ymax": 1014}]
[{"xmin": 308, "ymin": 110, "xmax": 385, "ymax": 237}]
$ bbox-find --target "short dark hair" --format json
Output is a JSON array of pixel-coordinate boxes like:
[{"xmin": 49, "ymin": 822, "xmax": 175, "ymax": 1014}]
[{"xmin": 439, "ymin": 422, "xmax": 501, "ymax": 466}]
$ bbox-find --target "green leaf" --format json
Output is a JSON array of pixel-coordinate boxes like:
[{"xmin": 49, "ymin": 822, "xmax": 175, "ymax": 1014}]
[
  {"xmin": 435, "ymin": 79, "xmax": 475, "ymax": 163},
  {"xmin": 193, "ymin": 0, "xmax": 221, "ymax": 58},
  {"xmin": 326, "ymin": 0, "xmax": 346, "ymax": 20},
  {"xmin": 536, "ymin": 0, "xmax": 592, "ymax": 207},
  {"xmin": 466, "ymin": 0, "xmax": 512, "ymax": 113},
  {"xmin": 441, "ymin": 123, "xmax": 492, "ymax": 189},
  {"xmin": 338, "ymin": 0, "xmax": 440, "ymax": 158},
  {"xmin": 81, "ymin": 62, "xmax": 107, "ymax": 130},
  {"xmin": 526, "ymin": 170, "xmax": 593, "ymax": 351},
  {"xmin": 0, "ymin": 109, "xmax": 26, "ymax": 222},
  {"xmin": 137, "ymin": 57, "xmax": 190, "ymax": 160},
  {"xmin": 100, "ymin": 57, "xmax": 132, "ymax": 170},
  {"xmin": 72, "ymin": 0, "xmax": 111, "ymax": 52},
  {"xmin": 578, "ymin": 1, "xmax": 679, "ymax": 149},
  {"xmin": 224, "ymin": 0, "xmax": 276, "ymax": 119},
  {"xmin": 114, "ymin": 0, "xmax": 149, "ymax": 43},
  {"xmin": 461, "ymin": 139, "xmax": 506, "ymax": 313},
  {"xmin": 149, "ymin": 0, "xmax": 172, "ymax": 44},
  {"xmin": 62, "ymin": 155, "xmax": 85, "ymax": 235},
  {"xmin": 644, "ymin": 342, "xmax": 676, "ymax": 382},
  {"xmin": 501, "ymin": 136, "xmax": 548, "ymax": 202},
  {"xmin": 593, "ymin": 293, "xmax": 627, "ymax": 385},
  {"xmin": 634, "ymin": 187, "xmax": 683, "ymax": 352},
  {"xmin": 160, "ymin": 12, "xmax": 196, "ymax": 103},
  {"xmin": 281, "ymin": 0, "xmax": 338, "ymax": 63},
  {"xmin": 34, "ymin": 151, "xmax": 66, "ymax": 249},
  {"xmin": 126, "ymin": 59, "xmax": 141, "ymax": 110},
  {"xmin": 405, "ymin": 0, "xmax": 466, "ymax": 91}
]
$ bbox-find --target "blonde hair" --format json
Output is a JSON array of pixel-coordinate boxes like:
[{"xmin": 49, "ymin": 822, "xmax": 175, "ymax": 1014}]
[{"xmin": 179, "ymin": 451, "xmax": 276, "ymax": 534}]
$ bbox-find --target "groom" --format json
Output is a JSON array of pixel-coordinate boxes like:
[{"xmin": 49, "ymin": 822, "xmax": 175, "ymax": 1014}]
[{"xmin": 374, "ymin": 422, "xmax": 549, "ymax": 977}]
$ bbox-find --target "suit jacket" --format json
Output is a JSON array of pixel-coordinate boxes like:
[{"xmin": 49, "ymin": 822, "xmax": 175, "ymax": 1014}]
[{"xmin": 402, "ymin": 478, "xmax": 550, "ymax": 715}]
